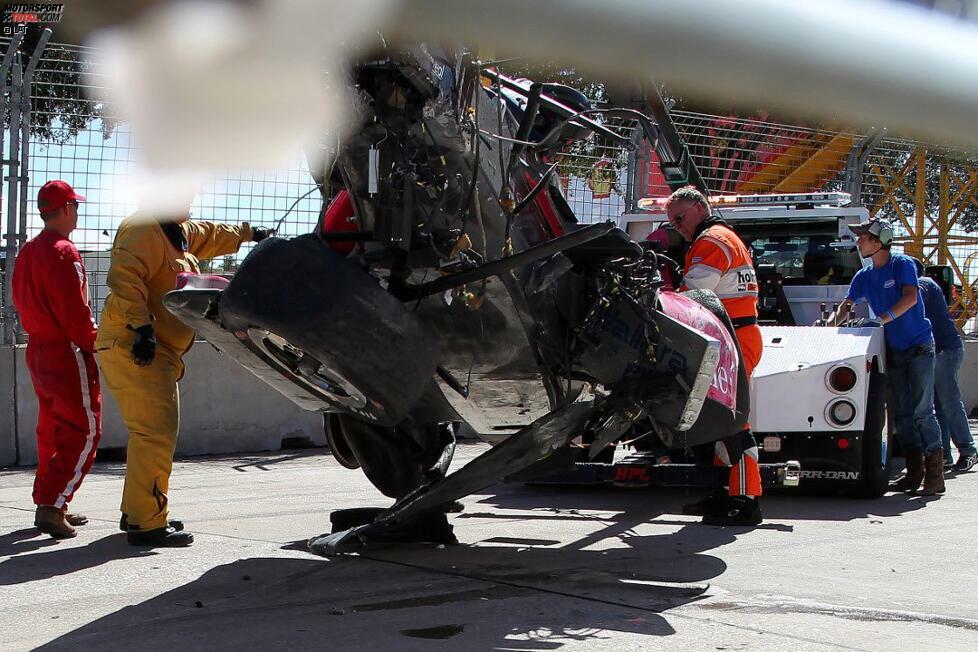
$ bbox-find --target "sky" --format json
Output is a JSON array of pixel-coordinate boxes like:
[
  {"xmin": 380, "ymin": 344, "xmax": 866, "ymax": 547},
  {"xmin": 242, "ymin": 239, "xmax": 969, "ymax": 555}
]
[
  {"xmin": 2, "ymin": 117, "xmax": 629, "ymax": 258},
  {"xmin": 2, "ymin": 119, "xmax": 325, "ymax": 256}
]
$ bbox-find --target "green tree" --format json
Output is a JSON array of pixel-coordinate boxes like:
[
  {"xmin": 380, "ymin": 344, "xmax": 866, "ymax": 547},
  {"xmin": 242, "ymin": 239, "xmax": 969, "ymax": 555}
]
[{"xmin": 6, "ymin": 26, "xmax": 115, "ymax": 144}]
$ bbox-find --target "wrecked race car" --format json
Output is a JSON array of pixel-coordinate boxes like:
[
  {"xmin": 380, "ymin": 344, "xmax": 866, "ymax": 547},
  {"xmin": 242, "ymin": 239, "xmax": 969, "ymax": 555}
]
[{"xmin": 163, "ymin": 45, "xmax": 750, "ymax": 553}]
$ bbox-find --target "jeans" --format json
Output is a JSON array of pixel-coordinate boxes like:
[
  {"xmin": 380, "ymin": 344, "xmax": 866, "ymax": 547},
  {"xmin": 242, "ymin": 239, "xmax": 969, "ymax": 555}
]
[
  {"xmin": 888, "ymin": 342, "xmax": 943, "ymax": 455},
  {"xmin": 934, "ymin": 347, "xmax": 978, "ymax": 458}
]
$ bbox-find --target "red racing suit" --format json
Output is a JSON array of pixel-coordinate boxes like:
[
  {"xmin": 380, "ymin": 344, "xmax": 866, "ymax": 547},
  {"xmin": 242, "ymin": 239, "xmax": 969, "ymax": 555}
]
[
  {"xmin": 681, "ymin": 219, "xmax": 762, "ymax": 497},
  {"xmin": 12, "ymin": 229, "xmax": 102, "ymax": 509}
]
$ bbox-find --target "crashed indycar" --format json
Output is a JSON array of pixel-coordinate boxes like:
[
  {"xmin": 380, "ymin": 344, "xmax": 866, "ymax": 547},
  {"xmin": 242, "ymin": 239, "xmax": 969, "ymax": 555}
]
[{"xmin": 164, "ymin": 45, "xmax": 755, "ymax": 554}]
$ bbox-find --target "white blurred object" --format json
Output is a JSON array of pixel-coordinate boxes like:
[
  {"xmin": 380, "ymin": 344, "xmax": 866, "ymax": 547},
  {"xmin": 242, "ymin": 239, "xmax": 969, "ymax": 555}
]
[
  {"xmin": 124, "ymin": 167, "xmax": 201, "ymax": 217},
  {"xmin": 384, "ymin": 0, "xmax": 978, "ymax": 149},
  {"xmin": 88, "ymin": 0, "xmax": 394, "ymax": 212},
  {"xmin": 84, "ymin": 0, "xmax": 978, "ymax": 209}
]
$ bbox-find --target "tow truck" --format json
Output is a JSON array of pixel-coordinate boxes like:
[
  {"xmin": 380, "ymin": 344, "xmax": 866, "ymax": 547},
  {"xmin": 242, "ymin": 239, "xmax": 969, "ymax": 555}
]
[{"xmin": 616, "ymin": 191, "xmax": 892, "ymax": 498}]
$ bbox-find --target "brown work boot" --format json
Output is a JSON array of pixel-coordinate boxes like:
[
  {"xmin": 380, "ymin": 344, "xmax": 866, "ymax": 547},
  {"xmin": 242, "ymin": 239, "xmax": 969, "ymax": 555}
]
[
  {"xmin": 920, "ymin": 450, "xmax": 947, "ymax": 496},
  {"xmin": 34, "ymin": 505, "xmax": 77, "ymax": 539},
  {"xmin": 890, "ymin": 449, "xmax": 925, "ymax": 493},
  {"xmin": 64, "ymin": 512, "xmax": 89, "ymax": 526}
]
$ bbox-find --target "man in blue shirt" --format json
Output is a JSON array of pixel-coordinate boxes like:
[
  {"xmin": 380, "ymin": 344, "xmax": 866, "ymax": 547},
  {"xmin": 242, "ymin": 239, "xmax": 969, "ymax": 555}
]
[
  {"xmin": 914, "ymin": 261, "xmax": 978, "ymax": 472},
  {"xmin": 828, "ymin": 218, "xmax": 944, "ymax": 495}
]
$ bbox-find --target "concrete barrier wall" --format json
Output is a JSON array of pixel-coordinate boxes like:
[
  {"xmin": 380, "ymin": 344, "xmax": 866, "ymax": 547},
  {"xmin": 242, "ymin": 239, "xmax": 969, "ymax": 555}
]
[
  {"xmin": 0, "ymin": 346, "xmax": 17, "ymax": 466},
  {"xmin": 0, "ymin": 343, "xmax": 325, "ymax": 467},
  {"xmin": 3, "ymin": 339, "xmax": 977, "ymax": 468}
]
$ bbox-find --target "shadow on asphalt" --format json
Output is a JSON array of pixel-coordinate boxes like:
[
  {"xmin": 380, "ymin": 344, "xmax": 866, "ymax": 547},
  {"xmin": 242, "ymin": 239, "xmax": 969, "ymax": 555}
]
[
  {"xmin": 0, "ymin": 534, "xmax": 155, "ymax": 586},
  {"xmin": 470, "ymin": 478, "xmax": 940, "ymax": 523},
  {"xmin": 231, "ymin": 453, "xmax": 321, "ymax": 473},
  {"xmin": 0, "ymin": 527, "xmax": 60, "ymax": 557},
  {"xmin": 34, "ymin": 506, "xmax": 744, "ymax": 649},
  {"xmin": 25, "ymin": 461, "xmax": 974, "ymax": 649}
]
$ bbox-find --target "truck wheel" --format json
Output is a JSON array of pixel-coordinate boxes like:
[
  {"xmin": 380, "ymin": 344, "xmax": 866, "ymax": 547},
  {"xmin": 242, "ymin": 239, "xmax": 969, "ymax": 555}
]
[
  {"xmin": 852, "ymin": 368, "xmax": 891, "ymax": 498},
  {"xmin": 218, "ymin": 236, "xmax": 440, "ymax": 427},
  {"xmin": 330, "ymin": 416, "xmax": 457, "ymax": 499}
]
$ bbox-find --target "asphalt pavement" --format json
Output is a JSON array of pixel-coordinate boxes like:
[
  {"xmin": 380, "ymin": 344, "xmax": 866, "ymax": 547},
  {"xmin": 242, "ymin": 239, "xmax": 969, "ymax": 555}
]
[{"xmin": 1, "ymin": 443, "xmax": 977, "ymax": 651}]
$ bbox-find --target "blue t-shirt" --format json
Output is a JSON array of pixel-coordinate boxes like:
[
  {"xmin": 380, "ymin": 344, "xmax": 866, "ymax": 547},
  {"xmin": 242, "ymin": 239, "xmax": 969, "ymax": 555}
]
[
  {"xmin": 918, "ymin": 276, "xmax": 962, "ymax": 352},
  {"xmin": 846, "ymin": 253, "xmax": 933, "ymax": 351}
]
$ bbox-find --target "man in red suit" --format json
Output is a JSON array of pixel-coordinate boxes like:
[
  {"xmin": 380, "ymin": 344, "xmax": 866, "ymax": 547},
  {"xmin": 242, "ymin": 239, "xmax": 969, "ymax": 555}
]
[{"xmin": 12, "ymin": 180, "xmax": 101, "ymax": 539}]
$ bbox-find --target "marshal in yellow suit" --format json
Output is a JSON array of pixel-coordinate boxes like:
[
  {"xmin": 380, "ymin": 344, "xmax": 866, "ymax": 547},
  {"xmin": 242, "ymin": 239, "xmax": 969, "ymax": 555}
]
[{"xmin": 97, "ymin": 214, "xmax": 257, "ymax": 534}]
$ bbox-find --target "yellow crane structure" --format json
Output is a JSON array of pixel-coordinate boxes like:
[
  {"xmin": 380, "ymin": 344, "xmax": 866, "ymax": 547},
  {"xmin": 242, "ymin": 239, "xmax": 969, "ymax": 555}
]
[
  {"xmin": 736, "ymin": 133, "xmax": 856, "ymax": 195},
  {"xmin": 868, "ymin": 148, "xmax": 978, "ymax": 331}
]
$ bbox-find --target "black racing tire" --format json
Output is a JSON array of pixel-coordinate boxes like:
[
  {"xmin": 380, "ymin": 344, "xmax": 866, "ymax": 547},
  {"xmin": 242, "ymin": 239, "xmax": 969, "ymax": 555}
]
[
  {"xmin": 851, "ymin": 367, "xmax": 891, "ymax": 499},
  {"xmin": 219, "ymin": 236, "xmax": 440, "ymax": 427},
  {"xmin": 324, "ymin": 414, "xmax": 361, "ymax": 470},
  {"xmin": 330, "ymin": 416, "xmax": 457, "ymax": 499}
]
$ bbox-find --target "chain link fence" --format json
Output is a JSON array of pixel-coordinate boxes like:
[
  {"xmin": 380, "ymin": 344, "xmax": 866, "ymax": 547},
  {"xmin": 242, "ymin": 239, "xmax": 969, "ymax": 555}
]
[
  {"xmin": 4, "ymin": 37, "xmax": 978, "ymax": 337},
  {"xmin": 548, "ymin": 116, "xmax": 635, "ymax": 224},
  {"xmin": 626, "ymin": 109, "xmax": 978, "ymax": 331},
  {"xmin": 1, "ymin": 38, "xmax": 322, "ymax": 335}
]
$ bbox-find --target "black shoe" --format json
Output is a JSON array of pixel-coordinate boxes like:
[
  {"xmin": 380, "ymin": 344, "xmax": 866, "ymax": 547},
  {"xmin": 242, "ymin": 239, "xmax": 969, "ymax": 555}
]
[
  {"xmin": 120, "ymin": 514, "xmax": 185, "ymax": 532},
  {"xmin": 702, "ymin": 496, "xmax": 763, "ymax": 526},
  {"xmin": 127, "ymin": 527, "xmax": 194, "ymax": 547},
  {"xmin": 953, "ymin": 452, "xmax": 978, "ymax": 473},
  {"xmin": 682, "ymin": 492, "xmax": 726, "ymax": 516}
]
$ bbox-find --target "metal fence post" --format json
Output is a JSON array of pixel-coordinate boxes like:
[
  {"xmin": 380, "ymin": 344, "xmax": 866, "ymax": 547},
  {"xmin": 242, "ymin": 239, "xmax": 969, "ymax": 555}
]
[
  {"xmin": 625, "ymin": 127, "xmax": 643, "ymax": 214},
  {"xmin": 1, "ymin": 39, "xmax": 25, "ymax": 465},
  {"xmin": 1, "ymin": 35, "xmax": 24, "ymax": 345},
  {"xmin": 12, "ymin": 30, "xmax": 52, "ymax": 345},
  {"xmin": 844, "ymin": 132, "xmax": 881, "ymax": 208},
  {"xmin": 3, "ymin": 51, "xmax": 22, "ymax": 346}
]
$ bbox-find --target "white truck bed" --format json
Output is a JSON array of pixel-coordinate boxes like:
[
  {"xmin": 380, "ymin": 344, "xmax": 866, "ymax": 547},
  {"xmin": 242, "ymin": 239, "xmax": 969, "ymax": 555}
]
[{"xmin": 750, "ymin": 325, "xmax": 885, "ymax": 433}]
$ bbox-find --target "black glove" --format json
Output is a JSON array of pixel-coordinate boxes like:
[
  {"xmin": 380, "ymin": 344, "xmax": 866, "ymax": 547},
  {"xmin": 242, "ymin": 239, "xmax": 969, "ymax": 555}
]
[
  {"xmin": 130, "ymin": 324, "xmax": 157, "ymax": 367},
  {"xmin": 251, "ymin": 227, "xmax": 275, "ymax": 243}
]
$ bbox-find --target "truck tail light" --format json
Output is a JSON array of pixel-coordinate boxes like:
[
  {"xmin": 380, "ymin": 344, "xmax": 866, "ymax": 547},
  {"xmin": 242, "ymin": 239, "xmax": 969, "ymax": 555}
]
[
  {"xmin": 827, "ymin": 365, "xmax": 857, "ymax": 393},
  {"xmin": 827, "ymin": 400, "xmax": 856, "ymax": 426}
]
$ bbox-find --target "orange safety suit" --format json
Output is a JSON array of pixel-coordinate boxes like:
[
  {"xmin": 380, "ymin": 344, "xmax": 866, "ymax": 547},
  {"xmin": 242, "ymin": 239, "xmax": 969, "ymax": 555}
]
[
  {"xmin": 96, "ymin": 215, "xmax": 253, "ymax": 531},
  {"xmin": 681, "ymin": 219, "xmax": 763, "ymax": 497}
]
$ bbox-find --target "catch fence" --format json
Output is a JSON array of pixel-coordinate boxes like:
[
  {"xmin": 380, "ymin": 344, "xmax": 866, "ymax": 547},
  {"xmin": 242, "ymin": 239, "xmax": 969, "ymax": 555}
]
[{"xmin": 2, "ymin": 37, "xmax": 977, "ymax": 341}]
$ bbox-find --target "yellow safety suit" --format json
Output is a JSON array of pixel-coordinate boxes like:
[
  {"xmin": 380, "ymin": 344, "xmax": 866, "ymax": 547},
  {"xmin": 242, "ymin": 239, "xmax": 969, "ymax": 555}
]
[{"xmin": 96, "ymin": 214, "xmax": 253, "ymax": 531}]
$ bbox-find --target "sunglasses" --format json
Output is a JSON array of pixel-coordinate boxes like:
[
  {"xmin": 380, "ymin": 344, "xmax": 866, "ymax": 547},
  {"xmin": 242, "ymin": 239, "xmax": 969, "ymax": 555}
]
[{"xmin": 669, "ymin": 211, "xmax": 687, "ymax": 226}]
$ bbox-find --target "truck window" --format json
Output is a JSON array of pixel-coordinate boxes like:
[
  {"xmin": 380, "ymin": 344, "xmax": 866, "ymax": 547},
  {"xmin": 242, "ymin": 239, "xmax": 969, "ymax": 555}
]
[{"xmin": 733, "ymin": 220, "xmax": 862, "ymax": 285}]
